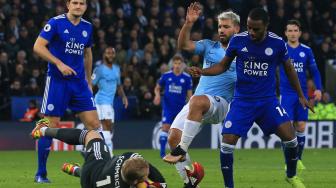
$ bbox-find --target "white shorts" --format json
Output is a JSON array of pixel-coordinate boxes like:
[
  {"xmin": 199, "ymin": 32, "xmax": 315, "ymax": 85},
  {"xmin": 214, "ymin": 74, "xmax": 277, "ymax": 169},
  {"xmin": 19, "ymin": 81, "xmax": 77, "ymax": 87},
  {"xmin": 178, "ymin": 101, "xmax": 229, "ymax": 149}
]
[
  {"xmin": 171, "ymin": 94, "xmax": 229, "ymax": 131},
  {"xmin": 96, "ymin": 104, "xmax": 115, "ymax": 122}
]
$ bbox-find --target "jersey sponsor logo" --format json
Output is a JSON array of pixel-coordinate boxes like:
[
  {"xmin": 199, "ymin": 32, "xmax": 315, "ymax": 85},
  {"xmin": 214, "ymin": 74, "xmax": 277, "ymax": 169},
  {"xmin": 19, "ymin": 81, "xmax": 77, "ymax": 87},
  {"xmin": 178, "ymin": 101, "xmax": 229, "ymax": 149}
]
[
  {"xmin": 64, "ymin": 29, "xmax": 69, "ymax": 34},
  {"xmin": 291, "ymin": 60, "xmax": 304, "ymax": 72},
  {"xmin": 44, "ymin": 24, "xmax": 51, "ymax": 32},
  {"xmin": 47, "ymin": 104, "xmax": 54, "ymax": 111},
  {"xmin": 241, "ymin": 47, "xmax": 248, "ymax": 52},
  {"xmin": 168, "ymin": 84, "xmax": 182, "ymax": 94},
  {"xmin": 224, "ymin": 121, "xmax": 232, "ymax": 128},
  {"xmin": 65, "ymin": 38, "xmax": 85, "ymax": 55},
  {"xmin": 243, "ymin": 61, "xmax": 269, "ymax": 76},
  {"xmin": 299, "ymin": 52, "xmax": 305, "ymax": 57},
  {"xmin": 265, "ymin": 47, "xmax": 273, "ymax": 56},
  {"xmin": 82, "ymin": 30, "xmax": 88, "ymax": 37}
]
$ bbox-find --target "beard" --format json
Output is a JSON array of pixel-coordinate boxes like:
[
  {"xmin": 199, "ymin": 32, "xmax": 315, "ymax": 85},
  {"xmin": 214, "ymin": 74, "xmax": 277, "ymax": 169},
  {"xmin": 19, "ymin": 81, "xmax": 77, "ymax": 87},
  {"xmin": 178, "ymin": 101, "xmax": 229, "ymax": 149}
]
[{"xmin": 104, "ymin": 57, "xmax": 114, "ymax": 64}]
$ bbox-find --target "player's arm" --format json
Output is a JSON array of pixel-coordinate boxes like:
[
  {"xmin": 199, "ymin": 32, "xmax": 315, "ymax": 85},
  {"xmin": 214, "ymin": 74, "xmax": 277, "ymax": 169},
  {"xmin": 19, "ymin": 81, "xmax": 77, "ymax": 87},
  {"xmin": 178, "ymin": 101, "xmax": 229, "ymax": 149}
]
[
  {"xmin": 190, "ymin": 56, "xmax": 233, "ymax": 77},
  {"xmin": 186, "ymin": 90, "xmax": 193, "ymax": 101},
  {"xmin": 117, "ymin": 85, "xmax": 128, "ymax": 108},
  {"xmin": 177, "ymin": 2, "xmax": 201, "ymax": 52},
  {"xmin": 283, "ymin": 59, "xmax": 314, "ymax": 112},
  {"xmin": 84, "ymin": 47, "xmax": 93, "ymax": 91},
  {"xmin": 307, "ymin": 50, "xmax": 322, "ymax": 101},
  {"xmin": 153, "ymin": 84, "xmax": 161, "ymax": 106}
]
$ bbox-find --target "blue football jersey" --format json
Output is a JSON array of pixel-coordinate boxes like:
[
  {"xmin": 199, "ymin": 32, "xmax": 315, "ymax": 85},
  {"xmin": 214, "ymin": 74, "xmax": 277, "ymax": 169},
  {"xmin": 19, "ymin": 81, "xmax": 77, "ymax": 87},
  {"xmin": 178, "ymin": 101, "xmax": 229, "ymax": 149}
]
[
  {"xmin": 92, "ymin": 64, "xmax": 121, "ymax": 105},
  {"xmin": 158, "ymin": 71, "xmax": 192, "ymax": 111},
  {"xmin": 279, "ymin": 43, "xmax": 322, "ymax": 96},
  {"xmin": 225, "ymin": 31, "xmax": 289, "ymax": 99},
  {"xmin": 194, "ymin": 39, "xmax": 236, "ymax": 102},
  {"xmin": 39, "ymin": 14, "xmax": 93, "ymax": 80}
]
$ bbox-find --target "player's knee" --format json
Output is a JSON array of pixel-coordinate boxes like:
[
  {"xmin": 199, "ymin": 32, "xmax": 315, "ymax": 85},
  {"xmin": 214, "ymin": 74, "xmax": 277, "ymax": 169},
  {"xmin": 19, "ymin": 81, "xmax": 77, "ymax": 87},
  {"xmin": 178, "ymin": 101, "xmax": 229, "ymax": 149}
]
[
  {"xmin": 85, "ymin": 119, "xmax": 101, "ymax": 130},
  {"xmin": 282, "ymin": 137, "xmax": 298, "ymax": 148},
  {"xmin": 45, "ymin": 117, "xmax": 60, "ymax": 128},
  {"xmin": 189, "ymin": 96, "xmax": 209, "ymax": 113},
  {"xmin": 222, "ymin": 134, "xmax": 239, "ymax": 145}
]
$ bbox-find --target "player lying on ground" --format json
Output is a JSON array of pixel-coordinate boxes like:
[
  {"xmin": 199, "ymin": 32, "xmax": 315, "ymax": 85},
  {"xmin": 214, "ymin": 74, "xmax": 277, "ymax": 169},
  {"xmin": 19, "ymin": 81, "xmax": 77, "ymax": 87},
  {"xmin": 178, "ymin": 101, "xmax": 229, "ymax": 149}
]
[{"xmin": 31, "ymin": 118, "xmax": 166, "ymax": 188}]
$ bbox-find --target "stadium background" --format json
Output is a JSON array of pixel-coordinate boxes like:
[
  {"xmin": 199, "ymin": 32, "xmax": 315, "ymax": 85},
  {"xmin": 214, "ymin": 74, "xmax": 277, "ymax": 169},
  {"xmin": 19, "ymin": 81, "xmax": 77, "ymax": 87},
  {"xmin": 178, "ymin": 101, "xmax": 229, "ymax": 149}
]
[{"xmin": 0, "ymin": 0, "xmax": 335, "ymax": 187}]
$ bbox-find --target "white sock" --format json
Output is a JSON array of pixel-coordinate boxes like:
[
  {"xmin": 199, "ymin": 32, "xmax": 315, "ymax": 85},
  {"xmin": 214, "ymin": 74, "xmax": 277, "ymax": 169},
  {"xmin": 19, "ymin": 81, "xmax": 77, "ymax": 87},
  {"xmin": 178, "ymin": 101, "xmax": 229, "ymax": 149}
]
[
  {"xmin": 179, "ymin": 120, "xmax": 201, "ymax": 151},
  {"xmin": 175, "ymin": 153, "xmax": 192, "ymax": 183},
  {"xmin": 102, "ymin": 131, "xmax": 113, "ymax": 156}
]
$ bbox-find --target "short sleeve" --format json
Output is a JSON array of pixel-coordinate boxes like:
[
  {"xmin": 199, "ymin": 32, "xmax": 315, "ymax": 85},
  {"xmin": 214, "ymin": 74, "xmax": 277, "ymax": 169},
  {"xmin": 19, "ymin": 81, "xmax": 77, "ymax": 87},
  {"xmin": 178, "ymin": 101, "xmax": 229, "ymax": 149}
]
[
  {"xmin": 194, "ymin": 39, "xmax": 208, "ymax": 55},
  {"xmin": 91, "ymin": 67, "xmax": 100, "ymax": 85},
  {"xmin": 85, "ymin": 25, "xmax": 93, "ymax": 48},
  {"xmin": 39, "ymin": 18, "xmax": 57, "ymax": 42},
  {"xmin": 225, "ymin": 36, "xmax": 238, "ymax": 58},
  {"xmin": 279, "ymin": 40, "xmax": 290, "ymax": 63}
]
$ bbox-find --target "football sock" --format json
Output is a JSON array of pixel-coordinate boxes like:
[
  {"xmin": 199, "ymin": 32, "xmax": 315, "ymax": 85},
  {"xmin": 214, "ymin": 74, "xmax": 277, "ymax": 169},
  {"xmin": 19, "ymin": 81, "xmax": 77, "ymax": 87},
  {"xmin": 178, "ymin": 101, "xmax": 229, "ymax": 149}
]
[
  {"xmin": 45, "ymin": 128, "xmax": 89, "ymax": 145},
  {"xmin": 283, "ymin": 138, "xmax": 298, "ymax": 178},
  {"xmin": 36, "ymin": 136, "xmax": 52, "ymax": 177},
  {"xmin": 220, "ymin": 142, "xmax": 235, "ymax": 188},
  {"xmin": 102, "ymin": 131, "xmax": 113, "ymax": 155},
  {"xmin": 296, "ymin": 131, "xmax": 305, "ymax": 160},
  {"xmin": 159, "ymin": 131, "xmax": 168, "ymax": 158},
  {"xmin": 175, "ymin": 153, "xmax": 191, "ymax": 183},
  {"xmin": 179, "ymin": 120, "xmax": 201, "ymax": 151}
]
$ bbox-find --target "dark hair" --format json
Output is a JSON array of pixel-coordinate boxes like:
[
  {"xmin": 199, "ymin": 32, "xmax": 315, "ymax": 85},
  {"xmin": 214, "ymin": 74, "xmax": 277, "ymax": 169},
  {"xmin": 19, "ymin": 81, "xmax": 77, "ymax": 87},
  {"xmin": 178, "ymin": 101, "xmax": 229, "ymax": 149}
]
[
  {"xmin": 248, "ymin": 8, "xmax": 269, "ymax": 24},
  {"xmin": 286, "ymin": 19, "xmax": 302, "ymax": 31}
]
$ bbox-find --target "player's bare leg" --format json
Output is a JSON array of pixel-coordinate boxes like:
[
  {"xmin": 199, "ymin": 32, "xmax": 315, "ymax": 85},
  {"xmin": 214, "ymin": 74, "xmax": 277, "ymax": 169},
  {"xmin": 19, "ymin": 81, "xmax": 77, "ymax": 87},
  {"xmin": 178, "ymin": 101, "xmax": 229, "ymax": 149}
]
[
  {"xmin": 163, "ymin": 96, "xmax": 209, "ymax": 164},
  {"xmin": 101, "ymin": 119, "xmax": 114, "ymax": 156},
  {"xmin": 276, "ymin": 122, "xmax": 305, "ymax": 188},
  {"xmin": 220, "ymin": 134, "xmax": 240, "ymax": 188},
  {"xmin": 294, "ymin": 121, "xmax": 306, "ymax": 170}
]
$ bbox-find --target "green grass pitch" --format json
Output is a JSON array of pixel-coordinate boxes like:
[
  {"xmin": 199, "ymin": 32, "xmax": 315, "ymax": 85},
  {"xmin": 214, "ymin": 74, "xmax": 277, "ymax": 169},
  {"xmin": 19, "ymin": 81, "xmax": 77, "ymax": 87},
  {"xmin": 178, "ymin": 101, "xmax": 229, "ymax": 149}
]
[{"xmin": 0, "ymin": 149, "xmax": 335, "ymax": 188}]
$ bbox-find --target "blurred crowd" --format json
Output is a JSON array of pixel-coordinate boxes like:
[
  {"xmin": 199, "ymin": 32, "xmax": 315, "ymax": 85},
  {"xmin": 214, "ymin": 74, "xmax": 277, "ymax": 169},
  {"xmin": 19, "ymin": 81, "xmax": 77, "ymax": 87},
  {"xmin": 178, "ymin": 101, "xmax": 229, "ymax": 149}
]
[{"xmin": 0, "ymin": 0, "xmax": 336, "ymax": 120}]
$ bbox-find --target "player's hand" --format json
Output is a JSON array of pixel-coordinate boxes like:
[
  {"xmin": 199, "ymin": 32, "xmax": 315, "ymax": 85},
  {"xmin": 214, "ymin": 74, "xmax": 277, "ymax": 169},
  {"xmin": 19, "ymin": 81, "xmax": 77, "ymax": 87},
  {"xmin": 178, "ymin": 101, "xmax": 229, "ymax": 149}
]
[
  {"xmin": 186, "ymin": 2, "xmax": 202, "ymax": 24},
  {"xmin": 153, "ymin": 95, "xmax": 160, "ymax": 106},
  {"xmin": 299, "ymin": 97, "xmax": 315, "ymax": 113},
  {"xmin": 57, "ymin": 62, "xmax": 77, "ymax": 76},
  {"xmin": 188, "ymin": 66, "xmax": 202, "ymax": 77},
  {"xmin": 314, "ymin": 90, "xmax": 322, "ymax": 101},
  {"xmin": 122, "ymin": 96, "xmax": 128, "ymax": 109}
]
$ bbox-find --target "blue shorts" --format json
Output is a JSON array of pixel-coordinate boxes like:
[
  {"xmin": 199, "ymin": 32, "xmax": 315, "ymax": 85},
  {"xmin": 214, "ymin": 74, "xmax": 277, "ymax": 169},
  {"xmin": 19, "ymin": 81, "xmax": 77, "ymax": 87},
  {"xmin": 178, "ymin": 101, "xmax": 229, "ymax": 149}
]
[
  {"xmin": 280, "ymin": 94, "xmax": 308, "ymax": 121},
  {"xmin": 222, "ymin": 97, "xmax": 290, "ymax": 137},
  {"xmin": 40, "ymin": 76, "xmax": 96, "ymax": 116},
  {"xmin": 162, "ymin": 109, "xmax": 179, "ymax": 125}
]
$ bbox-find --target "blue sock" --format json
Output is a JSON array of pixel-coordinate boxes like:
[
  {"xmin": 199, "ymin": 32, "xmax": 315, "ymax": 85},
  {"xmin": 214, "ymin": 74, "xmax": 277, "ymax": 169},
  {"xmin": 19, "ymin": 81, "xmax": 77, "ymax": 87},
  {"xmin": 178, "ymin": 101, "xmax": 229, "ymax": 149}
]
[
  {"xmin": 36, "ymin": 136, "xmax": 52, "ymax": 177},
  {"xmin": 283, "ymin": 138, "xmax": 298, "ymax": 178},
  {"xmin": 296, "ymin": 132, "xmax": 305, "ymax": 160},
  {"xmin": 220, "ymin": 143, "xmax": 235, "ymax": 188},
  {"xmin": 159, "ymin": 131, "xmax": 168, "ymax": 158}
]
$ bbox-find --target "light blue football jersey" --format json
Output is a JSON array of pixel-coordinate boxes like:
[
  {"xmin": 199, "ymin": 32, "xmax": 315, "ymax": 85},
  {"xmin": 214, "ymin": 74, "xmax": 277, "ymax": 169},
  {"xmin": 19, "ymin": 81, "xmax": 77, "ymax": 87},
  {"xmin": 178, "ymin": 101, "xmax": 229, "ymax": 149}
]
[
  {"xmin": 92, "ymin": 64, "xmax": 121, "ymax": 104},
  {"xmin": 39, "ymin": 14, "xmax": 93, "ymax": 80},
  {"xmin": 194, "ymin": 39, "xmax": 236, "ymax": 102}
]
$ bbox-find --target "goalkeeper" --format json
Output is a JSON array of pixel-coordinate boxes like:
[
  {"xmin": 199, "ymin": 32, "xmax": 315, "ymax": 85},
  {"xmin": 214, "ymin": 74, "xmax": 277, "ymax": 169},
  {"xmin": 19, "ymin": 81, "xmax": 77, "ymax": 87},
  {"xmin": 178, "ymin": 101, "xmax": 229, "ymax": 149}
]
[{"xmin": 31, "ymin": 119, "xmax": 167, "ymax": 188}]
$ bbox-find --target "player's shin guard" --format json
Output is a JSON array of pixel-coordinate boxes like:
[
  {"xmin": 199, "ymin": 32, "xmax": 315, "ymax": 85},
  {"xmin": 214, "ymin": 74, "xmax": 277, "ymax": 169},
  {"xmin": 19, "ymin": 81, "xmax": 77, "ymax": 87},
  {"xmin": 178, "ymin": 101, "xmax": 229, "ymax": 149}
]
[
  {"xmin": 296, "ymin": 132, "xmax": 305, "ymax": 160},
  {"xmin": 283, "ymin": 138, "xmax": 298, "ymax": 178},
  {"xmin": 44, "ymin": 128, "xmax": 89, "ymax": 145},
  {"xmin": 175, "ymin": 153, "xmax": 192, "ymax": 183},
  {"xmin": 220, "ymin": 143, "xmax": 235, "ymax": 188},
  {"xmin": 159, "ymin": 131, "xmax": 168, "ymax": 158},
  {"xmin": 36, "ymin": 136, "xmax": 52, "ymax": 176}
]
